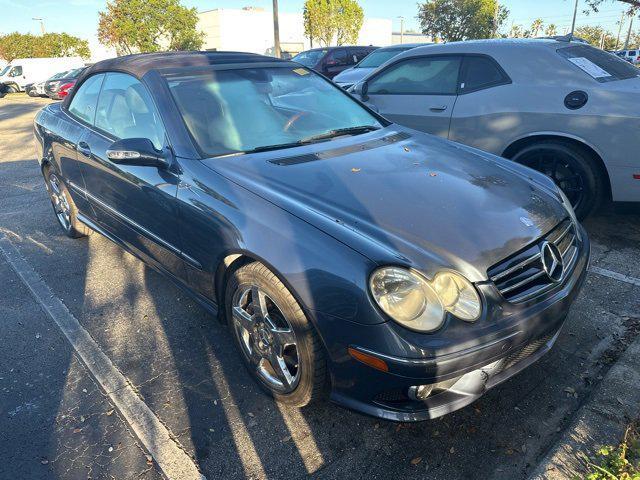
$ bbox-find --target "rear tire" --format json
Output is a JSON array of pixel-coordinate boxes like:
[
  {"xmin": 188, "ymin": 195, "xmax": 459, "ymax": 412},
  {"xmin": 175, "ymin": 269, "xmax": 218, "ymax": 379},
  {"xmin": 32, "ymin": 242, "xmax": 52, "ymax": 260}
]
[
  {"xmin": 225, "ymin": 261, "xmax": 327, "ymax": 407},
  {"xmin": 43, "ymin": 165, "xmax": 92, "ymax": 238},
  {"xmin": 510, "ymin": 140, "xmax": 604, "ymax": 220}
]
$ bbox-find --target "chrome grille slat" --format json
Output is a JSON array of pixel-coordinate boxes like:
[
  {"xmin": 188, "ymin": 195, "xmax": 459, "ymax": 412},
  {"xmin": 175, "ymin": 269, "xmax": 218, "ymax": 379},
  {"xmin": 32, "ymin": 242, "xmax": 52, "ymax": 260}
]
[
  {"xmin": 553, "ymin": 223, "xmax": 572, "ymax": 244},
  {"xmin": 487, "ymin": 219, "xmax": 579, "ymax": 303},
  {"xmin": 490, "ymin": 252, "xmax": 541, "ymax": 282},
  {"xmin": 500, "ymin": 270, "xmax": 546, "ymax": 294}
]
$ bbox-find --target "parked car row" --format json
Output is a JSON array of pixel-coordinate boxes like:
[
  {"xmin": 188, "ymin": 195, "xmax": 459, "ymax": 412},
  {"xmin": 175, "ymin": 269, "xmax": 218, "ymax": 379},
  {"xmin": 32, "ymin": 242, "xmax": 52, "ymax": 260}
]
[
  {"xmin": 0, "ymin": 56, "xmax": 85, "ymax": 98},
  {"xmin": 35, "ymin": 50, "xmax": 591, "ymax": 422}
]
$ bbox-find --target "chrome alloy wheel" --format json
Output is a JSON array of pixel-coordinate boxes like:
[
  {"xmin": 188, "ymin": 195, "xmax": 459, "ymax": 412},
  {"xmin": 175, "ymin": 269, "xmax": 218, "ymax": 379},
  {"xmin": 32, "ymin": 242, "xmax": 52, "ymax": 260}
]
[
  {"xmin": 232, "ymin": 285, "xmax": 300, "ymax": 393},
  {"xmin": 47, "ymin": 173, "xmax": 71, "ymax": 231}
]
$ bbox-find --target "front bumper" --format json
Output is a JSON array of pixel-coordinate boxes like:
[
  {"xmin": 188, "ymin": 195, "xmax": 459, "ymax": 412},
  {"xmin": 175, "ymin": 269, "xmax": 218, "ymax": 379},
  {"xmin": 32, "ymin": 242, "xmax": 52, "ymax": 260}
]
[{"xmin": 319, "ymin": 225, "xmax": 590, "ymax": 422}]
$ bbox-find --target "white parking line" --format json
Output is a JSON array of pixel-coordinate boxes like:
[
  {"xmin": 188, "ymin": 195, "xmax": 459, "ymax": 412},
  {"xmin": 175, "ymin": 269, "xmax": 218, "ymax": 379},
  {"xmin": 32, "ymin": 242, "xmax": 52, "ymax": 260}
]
[
  {"xmin": 0, "ymin": 236, "xmax": 206, "ymax": 480},
  {"xmin": 589, "ymin": 266, "xmax": 640, "ymax": 287}
]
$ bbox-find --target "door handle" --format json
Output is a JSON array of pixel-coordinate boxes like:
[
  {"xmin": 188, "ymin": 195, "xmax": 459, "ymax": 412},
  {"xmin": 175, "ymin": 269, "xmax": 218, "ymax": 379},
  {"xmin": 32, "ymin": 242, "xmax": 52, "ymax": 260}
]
[
  {"xmin": 430, "ymin": 105, "xmax": 448, "ymax": 112},
  {"xmin": 77, "ymin": 141, "xmax": 91, "ymax": 157}
]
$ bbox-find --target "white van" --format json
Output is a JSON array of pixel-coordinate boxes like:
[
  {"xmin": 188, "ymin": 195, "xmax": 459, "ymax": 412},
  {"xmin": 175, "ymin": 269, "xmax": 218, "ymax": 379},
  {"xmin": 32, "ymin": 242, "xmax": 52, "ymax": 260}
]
[
  {"xmin": 0, "ymin": 57, "xmax": 84, "ymax": 97},
  {"xmin": 616, "ymin": 49, "xmax": 639, "ymax": 65}
]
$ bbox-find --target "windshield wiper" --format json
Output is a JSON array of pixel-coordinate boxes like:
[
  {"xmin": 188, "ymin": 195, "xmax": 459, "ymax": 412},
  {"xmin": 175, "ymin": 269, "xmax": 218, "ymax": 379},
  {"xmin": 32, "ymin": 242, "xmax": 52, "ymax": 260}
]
[
  {"xmin": 239, "ymin": 125, "xmax": 381, "ymax": 155},
  {"xmin": 300, "ymin": 125, "xmax": 380, "ymax": 144},
  {"xmin": 245, "ymin": 141, "xmax": 307, "ymax": 154}
]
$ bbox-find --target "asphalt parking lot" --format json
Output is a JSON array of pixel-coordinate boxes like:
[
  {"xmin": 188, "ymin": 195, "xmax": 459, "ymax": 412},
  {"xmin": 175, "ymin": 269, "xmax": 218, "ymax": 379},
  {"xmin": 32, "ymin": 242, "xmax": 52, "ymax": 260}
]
[{"xmin": 1, "ymin": 94, "xmax": 639, "ymax": 480}]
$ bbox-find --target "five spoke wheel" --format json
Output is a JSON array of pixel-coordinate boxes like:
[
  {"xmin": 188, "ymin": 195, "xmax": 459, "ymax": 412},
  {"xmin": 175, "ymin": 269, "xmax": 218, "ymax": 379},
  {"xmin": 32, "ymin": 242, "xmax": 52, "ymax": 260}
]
[
  {"xmin": 47, "ymin": 172, "xmax": 72, "ymax": 231},
  {"xmin": 232, "ymin": 285, "xmax": 300, "ymax": 393}
]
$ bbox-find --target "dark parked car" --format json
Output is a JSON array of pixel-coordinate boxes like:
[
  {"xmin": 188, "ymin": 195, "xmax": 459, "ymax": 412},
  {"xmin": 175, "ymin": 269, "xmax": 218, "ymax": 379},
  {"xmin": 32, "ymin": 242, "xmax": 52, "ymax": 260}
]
[
  {"xmin": 33, "ymin": 52, "xmax": 589, "ymax": 422},
  {"xmin": 292, "ymin": 46, "xmax": 378, "ymax": 79},
  {"xmin": 45, "ymin": 67, "xmax": 86, "ymax": 100}
]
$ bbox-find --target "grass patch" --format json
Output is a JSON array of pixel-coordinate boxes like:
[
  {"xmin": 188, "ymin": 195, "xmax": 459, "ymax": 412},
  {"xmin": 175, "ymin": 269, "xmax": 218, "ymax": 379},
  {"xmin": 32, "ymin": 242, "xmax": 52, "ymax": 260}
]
[{"xmin": 584, "ymin": 421, "xmax": 640, "ymax": 480}]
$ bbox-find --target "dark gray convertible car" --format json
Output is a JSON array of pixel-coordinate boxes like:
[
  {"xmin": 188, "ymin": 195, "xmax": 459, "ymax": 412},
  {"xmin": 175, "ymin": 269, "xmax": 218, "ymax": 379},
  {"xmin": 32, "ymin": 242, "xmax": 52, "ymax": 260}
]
[{"xmin": 33, "ymin": 52, "xmax": 589, "ymax": 421}]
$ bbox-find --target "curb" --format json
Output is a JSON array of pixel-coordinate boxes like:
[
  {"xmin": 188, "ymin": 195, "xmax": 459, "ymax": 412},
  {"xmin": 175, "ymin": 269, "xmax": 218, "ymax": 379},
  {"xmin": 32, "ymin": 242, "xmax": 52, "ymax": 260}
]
[{"xmin": 529, "ymin": 334, "xmax": 640, "ymax": 479}]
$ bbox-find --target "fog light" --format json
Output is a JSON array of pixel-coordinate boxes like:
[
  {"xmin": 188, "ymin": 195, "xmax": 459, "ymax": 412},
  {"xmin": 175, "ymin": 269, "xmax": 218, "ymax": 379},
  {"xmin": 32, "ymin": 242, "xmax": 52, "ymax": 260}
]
[{"xmin": 408, "ymin": 384, "xmax": 434, "ymax": 401}]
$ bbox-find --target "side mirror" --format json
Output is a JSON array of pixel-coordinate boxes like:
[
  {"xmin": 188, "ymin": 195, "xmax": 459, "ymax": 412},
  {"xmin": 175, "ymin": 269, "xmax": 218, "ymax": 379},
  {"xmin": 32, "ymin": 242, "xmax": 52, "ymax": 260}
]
[
  {"xmin": 353, "ymin": 81, "xmax": 369, "ymax": 102},
  {"xmin": 106, "ymin": 138, "xmax": 168, "ymax": 168}
]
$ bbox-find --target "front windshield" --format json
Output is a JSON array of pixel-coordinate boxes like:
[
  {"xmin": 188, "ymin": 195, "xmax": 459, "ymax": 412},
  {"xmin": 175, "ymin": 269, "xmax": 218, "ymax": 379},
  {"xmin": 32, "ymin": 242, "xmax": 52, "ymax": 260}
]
[
  {"xmin": 165, "ymin": 66, "xmax": 382, "ymax": 157},
  {"xmin": 292, "ymin": 50, "xmax": 327, "ymax": 67},
  {"xmin": 0, "ymin": 65, "xmax": 10, "ymax": 76},
  {"xmin": 356, "ymin": 48, "xmax": 410, "ymax": 68}
]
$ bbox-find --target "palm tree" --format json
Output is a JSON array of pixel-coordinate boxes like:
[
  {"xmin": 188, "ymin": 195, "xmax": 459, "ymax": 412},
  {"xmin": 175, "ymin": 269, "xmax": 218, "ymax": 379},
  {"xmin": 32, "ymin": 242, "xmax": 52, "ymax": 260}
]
[{"xmin": 530, "ymin": 18, "xmax": 545, "ymax": 37}]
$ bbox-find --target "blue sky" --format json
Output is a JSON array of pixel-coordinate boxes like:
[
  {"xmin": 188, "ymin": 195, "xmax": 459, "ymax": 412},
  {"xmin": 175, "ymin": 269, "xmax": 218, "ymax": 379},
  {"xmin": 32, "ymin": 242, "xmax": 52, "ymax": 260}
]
[{"xmin": 0, "ymin": 0, "xmax": 633, "ymax": 40}]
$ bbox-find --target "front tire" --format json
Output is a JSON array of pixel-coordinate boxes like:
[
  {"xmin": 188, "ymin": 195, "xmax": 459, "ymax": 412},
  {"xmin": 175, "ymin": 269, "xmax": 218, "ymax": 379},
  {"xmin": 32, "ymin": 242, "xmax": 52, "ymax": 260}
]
[
  {"xmin": 511, "ymin": 140, "xmax": 604, "ymax": 220},
  {"xmin": 43, "ymin": 165, "xmax": 92, "ymax": 238},
  {"xmin": 225, "ymin": 261, "xmax": 327, "ymax": 406}
]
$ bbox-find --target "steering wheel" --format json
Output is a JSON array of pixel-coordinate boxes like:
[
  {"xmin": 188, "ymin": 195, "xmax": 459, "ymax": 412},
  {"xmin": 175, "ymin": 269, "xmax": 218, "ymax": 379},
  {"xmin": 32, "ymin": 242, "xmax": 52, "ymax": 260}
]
[{"xmin": 284, "ymin": 111, "xmax": 310, "ymax": 132}]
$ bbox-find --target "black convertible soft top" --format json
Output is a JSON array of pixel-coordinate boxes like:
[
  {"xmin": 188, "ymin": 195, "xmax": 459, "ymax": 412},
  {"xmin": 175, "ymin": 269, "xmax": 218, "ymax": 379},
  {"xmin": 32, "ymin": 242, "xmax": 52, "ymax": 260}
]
[{"xmin": 82, "ymin": 51, "xmax": 287, "ymax": 79}]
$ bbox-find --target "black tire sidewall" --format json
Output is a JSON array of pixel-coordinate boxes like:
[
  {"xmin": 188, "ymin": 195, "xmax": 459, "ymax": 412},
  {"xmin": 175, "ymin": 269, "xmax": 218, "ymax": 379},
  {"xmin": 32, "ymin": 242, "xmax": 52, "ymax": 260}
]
[
  {"xmin": 225, "ymin": 262, "xmax": 323, "ymax": 406},
  {"xmin": 512, "ymin": 141, "xmax": 601, "ymax": 219}
]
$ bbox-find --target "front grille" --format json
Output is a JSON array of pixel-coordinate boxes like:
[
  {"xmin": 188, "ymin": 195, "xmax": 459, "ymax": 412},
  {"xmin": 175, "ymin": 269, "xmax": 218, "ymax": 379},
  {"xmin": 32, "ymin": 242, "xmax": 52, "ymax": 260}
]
[{"xmin": 488, "ymin": 219, "xmax": 579, "ymax": 303}]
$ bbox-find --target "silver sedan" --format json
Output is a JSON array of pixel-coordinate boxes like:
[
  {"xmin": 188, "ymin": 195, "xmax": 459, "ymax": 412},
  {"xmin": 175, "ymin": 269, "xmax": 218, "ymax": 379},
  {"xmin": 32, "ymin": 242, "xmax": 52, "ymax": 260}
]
[{"xmin": 351, "ymin": 39, "xmax": 640, "ymax": 218}]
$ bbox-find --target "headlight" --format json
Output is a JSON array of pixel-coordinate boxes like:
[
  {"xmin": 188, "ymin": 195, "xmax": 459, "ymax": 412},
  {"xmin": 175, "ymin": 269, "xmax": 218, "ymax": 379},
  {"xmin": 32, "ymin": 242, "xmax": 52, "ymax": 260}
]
[{"xmin": 369, "ymin": 267, "xmax": 481, "ymax": 332}]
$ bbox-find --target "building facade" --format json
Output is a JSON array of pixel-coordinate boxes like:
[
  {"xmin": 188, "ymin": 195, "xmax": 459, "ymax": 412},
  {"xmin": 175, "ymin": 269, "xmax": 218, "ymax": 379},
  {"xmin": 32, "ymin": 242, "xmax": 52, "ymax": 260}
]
[{"xmin": 197, "ymin": 7, "xmax": 392, "ymax": 57}]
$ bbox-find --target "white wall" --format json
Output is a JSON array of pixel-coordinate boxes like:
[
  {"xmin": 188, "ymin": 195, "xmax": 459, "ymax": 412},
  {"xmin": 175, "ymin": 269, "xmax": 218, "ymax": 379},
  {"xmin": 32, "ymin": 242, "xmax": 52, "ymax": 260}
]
[{"xmin": 197, "ymin": 8, "xmax": 393, "ymax": 55}]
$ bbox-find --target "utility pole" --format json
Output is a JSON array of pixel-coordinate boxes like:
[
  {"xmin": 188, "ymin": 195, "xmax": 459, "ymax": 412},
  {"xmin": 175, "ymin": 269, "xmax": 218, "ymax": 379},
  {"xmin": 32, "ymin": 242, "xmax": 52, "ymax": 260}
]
[
  {"xmin": 623, "ymin": 14, "xmax": 634, "ymax": 50},
  {"xmin": 615, "ymin": 11, "xmax": 626, "ymax": 50},
  {"xmin": 493, "ymin": 2, "xmax": 499, "ymax": 38},
  {"xmin": 397, "ymin": 16, "xmax": 404, "ymax": 44},
  {"xmin": 570, "ymin": 0, "xmax": 579, "ymax": 38},
  {"xmin": 272, "ymin": 0, "xmax": 281, "ymax": 58},
  {"xmin": 32, "ymin": 17, "xmax": 45, "ymax": 35}
]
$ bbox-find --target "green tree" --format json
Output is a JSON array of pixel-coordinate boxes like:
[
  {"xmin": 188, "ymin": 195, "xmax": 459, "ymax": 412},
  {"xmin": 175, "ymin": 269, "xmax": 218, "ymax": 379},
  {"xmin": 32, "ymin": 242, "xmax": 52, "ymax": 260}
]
[
  {"xmin": 303, "ymin": 0, "xmax": 364, "ymax": 47},
  {"xmin": 575, "ymin": 25, "xmax": 618, "ymax": 49},
  {"xmin": 545, "ymin": 24, "xmax": 558, "ymax": 36},
  {"xmin": 417, "ymin": 0, "xmax": 510, "ymax": 42},
  {"xmin": 530, "ymin": 18, "xmax": 544, "ymax": 37},
  {"xmin": 0, "ymin": 32, "xmax": 90, "ymax": 62},
  {"xmin": 98, "ymin": 0, "xmax": 204, "ymax": 55}
]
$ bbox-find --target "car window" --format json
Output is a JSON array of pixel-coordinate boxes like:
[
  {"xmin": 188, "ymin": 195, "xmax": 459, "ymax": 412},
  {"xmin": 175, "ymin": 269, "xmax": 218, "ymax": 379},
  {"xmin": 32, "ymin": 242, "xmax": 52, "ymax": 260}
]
[
  {"xmin": 68, "ymin": 74, "xmax": 105, "ymax": 124},
  {"xmin": 292, "ymin": 50, "xmax": 327, "ymax": 67},
  {"xmin": 354, "ymin": 49, "xmax": 371, "ymax": 62},
  {"xmin": 329, "ymin": 49, "xmax": 350, "ymax": 66},
  {"xmin": 356, "ymin": 48, "xmax": 408, "ymax": 68},
  {"xmin": 557, "ymin": 44, "xmax": 639, "ymax": 83},
  {"xmin": 461, "ymin": 56, "xmax": 509, "ymax": 92},
  {"xmin": 630, "ymin": 51, "xmax": 637, "ymax": 56},
  {"xmin": 165, "ymin": 66, "xmax": 382, "ymax": 157},
  {"xmin": 95, "ymin": 72, "xmax": 165, "ymax": 150},
  {"xmin": 9, "ymin": 66, "xmax": 22, "ymax": 77},
  {"xmin": 368, "ymin": 56, "xmax": 461, "ymax": 95},
  {"xmin": 0, "ymin": 65, "xmax": 9, "ymax": 76}
]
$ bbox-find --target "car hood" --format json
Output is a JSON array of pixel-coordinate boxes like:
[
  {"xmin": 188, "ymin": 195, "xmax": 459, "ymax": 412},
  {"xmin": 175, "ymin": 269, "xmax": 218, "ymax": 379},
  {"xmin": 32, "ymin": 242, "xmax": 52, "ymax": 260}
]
[
  {"xmin": 202, "ymin": 128, "xmax": 567, "ymax": 281},
  {"xmin": 333, "ymin": 67, "xmax": 374, "ymax": 84}
]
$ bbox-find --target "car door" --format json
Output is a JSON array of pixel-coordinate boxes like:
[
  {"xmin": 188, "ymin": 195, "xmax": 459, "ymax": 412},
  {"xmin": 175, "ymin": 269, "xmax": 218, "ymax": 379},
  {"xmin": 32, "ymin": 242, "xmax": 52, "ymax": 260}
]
[
  {"xmin": 448, "ymin": 55, "xmax": 513, "ymax": 155},
  {"xmin": 57, "ymin": 73, "xmax": 106, "ymax": 216},
  {"xmin": 363, "ymin": 55, "xmax": 462, "ymax": 138},
  {"xmin": 77, "ymin": 72, "xmax": 186, "ymax": 279}
]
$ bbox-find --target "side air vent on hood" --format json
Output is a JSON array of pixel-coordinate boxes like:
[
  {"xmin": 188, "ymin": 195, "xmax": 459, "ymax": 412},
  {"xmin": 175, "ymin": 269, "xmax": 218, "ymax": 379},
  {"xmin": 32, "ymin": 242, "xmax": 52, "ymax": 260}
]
[{"xmin": 269, "ymin": 131, "xmax": 411, "ymax": 166}]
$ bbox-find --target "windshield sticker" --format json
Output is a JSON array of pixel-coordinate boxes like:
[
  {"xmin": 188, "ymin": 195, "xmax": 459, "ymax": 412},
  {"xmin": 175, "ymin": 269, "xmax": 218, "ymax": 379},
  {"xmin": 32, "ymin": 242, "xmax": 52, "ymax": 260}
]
[
  {"xmin": 292, "ymin": 68, "xmax": 310, "ymax": 76},
  {"xmin": 567, "ymin": 57, "xmax": 612, "ymax": 79}
]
